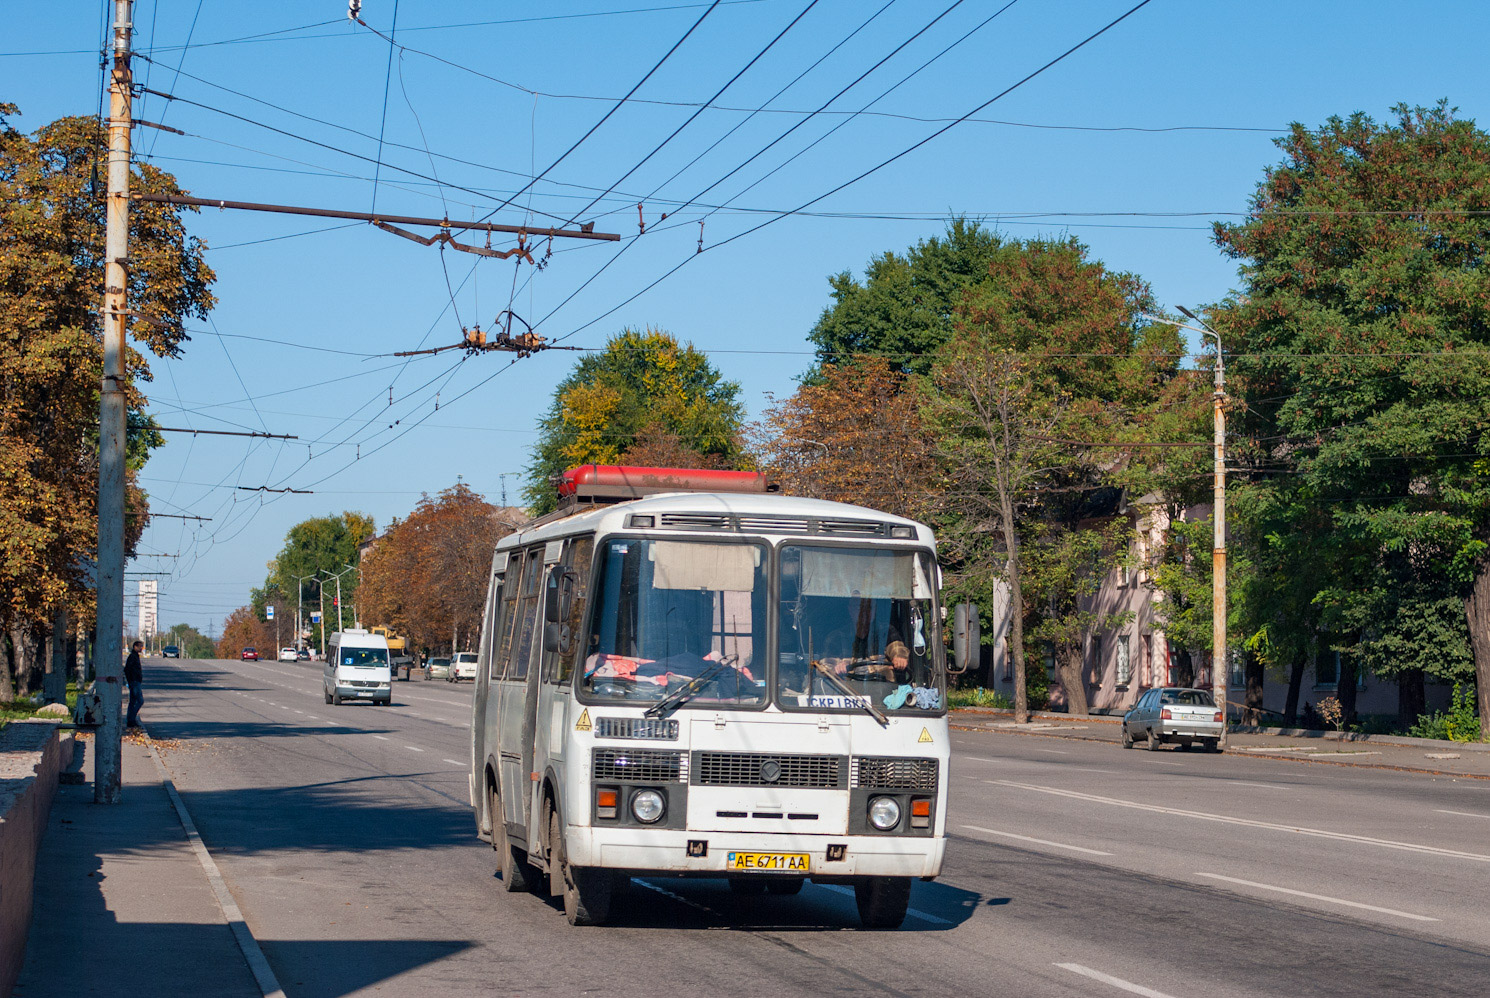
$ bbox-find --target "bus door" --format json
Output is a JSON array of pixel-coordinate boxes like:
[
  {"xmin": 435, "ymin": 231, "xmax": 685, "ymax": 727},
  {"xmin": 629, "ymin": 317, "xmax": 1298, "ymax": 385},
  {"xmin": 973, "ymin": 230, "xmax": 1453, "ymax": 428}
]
[
  {"xmin": 534, "ymin": 536, "xmax": 594, "ymax": 812},
  {"xmin": 520, "ymin": 541, "xmax": 564, "ymax": 835},
  {"xmin": 499, "ymin": 547, "xmax": 545, "ymax": 838}
]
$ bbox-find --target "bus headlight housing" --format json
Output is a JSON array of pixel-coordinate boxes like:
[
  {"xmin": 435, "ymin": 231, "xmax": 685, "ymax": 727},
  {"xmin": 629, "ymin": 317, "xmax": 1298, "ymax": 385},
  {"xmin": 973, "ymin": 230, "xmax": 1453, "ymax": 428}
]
[
  {"xmin": 631, "ymin": 789, "xmax": 665, "ymax": 824},
  {"xmin": 868, "ymin": 795, "xmax": 901, "ymax": 831}
]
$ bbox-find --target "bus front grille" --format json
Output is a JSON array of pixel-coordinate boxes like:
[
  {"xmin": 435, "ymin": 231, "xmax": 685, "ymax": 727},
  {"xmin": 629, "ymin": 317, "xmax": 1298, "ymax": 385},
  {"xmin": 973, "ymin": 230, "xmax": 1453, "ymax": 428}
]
[
  {"xmin": 693, "ymin": 752, "xmax": 845, "ymax": 789},
  {"xmin": 851, "ymin": 757, "xmax": 939, "ymax": 792},
  {"xmin": 592, "ymin": 748, "xmax": 687, "ymax": 784}
]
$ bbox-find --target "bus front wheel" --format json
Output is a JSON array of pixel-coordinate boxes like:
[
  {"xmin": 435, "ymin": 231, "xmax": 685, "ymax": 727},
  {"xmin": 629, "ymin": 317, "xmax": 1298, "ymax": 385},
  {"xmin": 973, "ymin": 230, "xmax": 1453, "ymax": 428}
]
[
  {"xmin": 854, "ymin": 877, "xmax": 911, "ymax": 929},
  {"xmin": 549, "ymin": 808, "xmax": 611, "ymax": 926}
]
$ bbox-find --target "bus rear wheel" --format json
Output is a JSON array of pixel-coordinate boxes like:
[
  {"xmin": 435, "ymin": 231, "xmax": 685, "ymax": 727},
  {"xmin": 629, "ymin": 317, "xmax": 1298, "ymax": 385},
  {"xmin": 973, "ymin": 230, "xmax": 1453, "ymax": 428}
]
[
  {"xmin": 550, "ymin": 808, "xmax": 611, "ymax": 926},
  {"xmin": 491, "ymin": 786, "xmax": 533, "ymax": 893},
  {"xmin": 854, "ymin": 877, "xmax": 911, "ymax": 929}
]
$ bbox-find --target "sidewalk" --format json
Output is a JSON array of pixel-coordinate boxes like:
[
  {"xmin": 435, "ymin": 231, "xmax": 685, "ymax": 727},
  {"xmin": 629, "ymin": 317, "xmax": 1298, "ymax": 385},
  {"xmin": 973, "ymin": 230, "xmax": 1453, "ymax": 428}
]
[
  {"xmin": 13, "ymin": 733, "xmax": 264, "ymax": 998},
  {"xmin": 951, "ymin": 708, "xmax": 1490, "ymax": 779}
]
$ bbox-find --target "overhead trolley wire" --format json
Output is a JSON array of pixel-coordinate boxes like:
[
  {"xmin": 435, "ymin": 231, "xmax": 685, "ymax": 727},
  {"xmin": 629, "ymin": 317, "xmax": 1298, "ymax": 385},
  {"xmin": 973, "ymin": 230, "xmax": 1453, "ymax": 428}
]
[{"xmin": 545, "ymin": 0, "xmax": 1158, "ymax": 347}]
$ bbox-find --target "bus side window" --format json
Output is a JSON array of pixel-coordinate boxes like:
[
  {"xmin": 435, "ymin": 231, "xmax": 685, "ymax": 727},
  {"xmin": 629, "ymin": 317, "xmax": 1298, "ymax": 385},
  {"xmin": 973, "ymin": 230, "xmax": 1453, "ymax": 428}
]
[
  {"xmin": 485, "ymin": 568, "xmax": 510, "ymax": 681},
  {"xmin": 509, "ymin": 546, "xmax": 545, "ymax": 681},
  {"xmin": 496, "ymin": 551, "xmax": 524, "ymax": 680},
  {"xmin": 553, "ymin": 536, "xmax": 593, "ymax": 685}
]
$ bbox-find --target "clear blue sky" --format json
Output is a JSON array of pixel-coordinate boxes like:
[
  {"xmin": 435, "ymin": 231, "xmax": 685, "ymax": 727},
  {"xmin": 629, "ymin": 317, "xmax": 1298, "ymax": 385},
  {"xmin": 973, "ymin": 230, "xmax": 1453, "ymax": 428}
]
[{"xmin": 8, "ymin": 1, "xmax": 1489, "ymax": 634}]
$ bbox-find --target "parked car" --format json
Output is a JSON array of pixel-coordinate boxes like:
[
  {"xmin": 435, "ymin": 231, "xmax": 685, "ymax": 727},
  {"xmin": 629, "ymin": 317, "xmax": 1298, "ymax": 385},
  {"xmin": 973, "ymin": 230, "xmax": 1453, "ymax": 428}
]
[
  {"xmin": 424, "ymin": 656, "xmax": 451, "ymax": 680},
  {"xmin": 241, "ymin": 647, "xmax": 260, "ymax": 661},
  {"xmin": 448, "ymin": 652, "xmax": 478, "ymax": 682},
  {"xmin": 161, "ymin": 645, "xmax": 180, "ymax": 658},
  {"xmin": 278, "ymin": 647, "xmax": 298, "ymax": 662},
  {"xmin": 297, "ymin": 648, "xmax": 311, "ymax": 661},
  {"xmin": 1122, "ymin": 687, "xmax": 1224, "ymax": 752}
]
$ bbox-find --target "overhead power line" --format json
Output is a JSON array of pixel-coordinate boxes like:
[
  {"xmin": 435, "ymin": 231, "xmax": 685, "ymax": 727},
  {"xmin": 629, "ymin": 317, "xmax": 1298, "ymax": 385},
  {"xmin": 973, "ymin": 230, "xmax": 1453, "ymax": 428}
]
[{"xmin": 157, "ymin": 426, "xmax": 298, "ymax": 439}]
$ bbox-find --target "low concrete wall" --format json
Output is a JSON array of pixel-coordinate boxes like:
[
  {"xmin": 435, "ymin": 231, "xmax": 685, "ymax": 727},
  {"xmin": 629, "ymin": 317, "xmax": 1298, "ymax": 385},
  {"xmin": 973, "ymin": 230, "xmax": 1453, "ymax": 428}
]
[{"xmin": 0, "ymin": 721, "xmax": 74, "ymax": 998}]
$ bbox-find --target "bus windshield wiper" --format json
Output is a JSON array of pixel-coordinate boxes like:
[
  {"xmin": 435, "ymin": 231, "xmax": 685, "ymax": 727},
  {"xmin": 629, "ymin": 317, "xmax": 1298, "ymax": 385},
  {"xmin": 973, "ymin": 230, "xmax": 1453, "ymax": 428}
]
[
  {"xmin": 812, "ymin": 660, "xmax": 890, "ymax": 728},
  {"xmin": 645, "ymin": 655, "xmax": 737, "ymax": 718}
]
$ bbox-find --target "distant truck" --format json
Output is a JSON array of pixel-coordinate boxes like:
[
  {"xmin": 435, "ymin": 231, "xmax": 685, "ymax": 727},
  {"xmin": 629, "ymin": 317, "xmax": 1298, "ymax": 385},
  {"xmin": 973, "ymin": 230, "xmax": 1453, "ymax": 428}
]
[{"xmin": 370, "ymin": 625, "xmax": 416, "ymax": 680}]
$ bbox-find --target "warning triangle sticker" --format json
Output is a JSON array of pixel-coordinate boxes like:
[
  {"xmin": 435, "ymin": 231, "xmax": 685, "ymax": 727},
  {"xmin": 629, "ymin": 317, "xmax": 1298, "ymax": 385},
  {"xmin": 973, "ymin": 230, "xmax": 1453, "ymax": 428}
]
[
  {"xmin": 918, "ymin": 727, "xmax": 933, "ymax": 744},
  {"xmin": 575, "ymin": 708, "xmax": 592, "ymax": 732}
]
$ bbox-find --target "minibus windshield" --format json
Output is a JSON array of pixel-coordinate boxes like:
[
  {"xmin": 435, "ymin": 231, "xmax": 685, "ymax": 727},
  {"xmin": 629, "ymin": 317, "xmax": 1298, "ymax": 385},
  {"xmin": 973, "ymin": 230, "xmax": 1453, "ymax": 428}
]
[
  {"xmin": 776, "ymin": 545, "xmax": 945, "ymax": 714},
  {"xmin": 338, "ymin": 648, "xmax": 389, "ymax": 669},
  {"xmin": 580, "ymin": 538, "xmax": 767, "ymax": 707}
]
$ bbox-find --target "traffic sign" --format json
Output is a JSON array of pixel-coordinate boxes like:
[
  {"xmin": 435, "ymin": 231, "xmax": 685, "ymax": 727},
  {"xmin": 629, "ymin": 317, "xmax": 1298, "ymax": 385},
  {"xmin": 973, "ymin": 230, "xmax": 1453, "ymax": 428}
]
[
  {"xmin": 310, "ymin": 611, "xmax": 322, "ymax": 624},
  {"xmin": 266, "ymin": 605, "xmax": 275, "ymax": 620}
]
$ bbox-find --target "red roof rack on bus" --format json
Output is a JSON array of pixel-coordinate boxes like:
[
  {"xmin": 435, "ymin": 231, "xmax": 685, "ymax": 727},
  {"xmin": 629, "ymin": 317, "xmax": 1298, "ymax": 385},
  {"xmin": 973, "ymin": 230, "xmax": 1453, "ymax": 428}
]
[{"xmin": 556, "ymin": 464, "xmax": 777, "ymax": 504}]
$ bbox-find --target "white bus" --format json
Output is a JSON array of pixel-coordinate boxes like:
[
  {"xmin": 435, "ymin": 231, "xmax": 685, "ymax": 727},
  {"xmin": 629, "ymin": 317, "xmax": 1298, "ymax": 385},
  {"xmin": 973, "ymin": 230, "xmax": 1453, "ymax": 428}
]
[{"xmin": 469, "ymin": 466, "xmax": 954, "ymax": 927}]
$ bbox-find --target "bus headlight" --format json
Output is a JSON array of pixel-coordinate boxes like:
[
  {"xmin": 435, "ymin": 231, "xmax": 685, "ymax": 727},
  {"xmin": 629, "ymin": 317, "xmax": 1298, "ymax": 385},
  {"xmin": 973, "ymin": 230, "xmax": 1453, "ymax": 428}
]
[
  {"xmin": 631, "ymin": 789, "xmax": 665, "ymax": 824},
  {"xmin": 868, "ymin": 796, "xmax": 901, "ymax": 831}
]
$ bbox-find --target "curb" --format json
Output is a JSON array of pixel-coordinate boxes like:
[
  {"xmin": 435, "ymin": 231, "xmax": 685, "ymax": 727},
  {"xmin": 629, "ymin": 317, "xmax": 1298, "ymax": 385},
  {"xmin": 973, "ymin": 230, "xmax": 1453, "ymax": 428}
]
[
  {"xmin": 142, "ymin": 733, "xmax": 287, "ymax": 998},
  {"xmin": 1229, "ymin": 725, "xmax": 1490, "ymax": 753}
]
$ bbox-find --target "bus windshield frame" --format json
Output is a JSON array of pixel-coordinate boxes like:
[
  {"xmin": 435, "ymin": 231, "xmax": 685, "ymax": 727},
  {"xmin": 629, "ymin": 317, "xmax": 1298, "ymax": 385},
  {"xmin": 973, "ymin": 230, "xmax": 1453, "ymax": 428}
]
[
  {"xmin": 774, "ymin": 542, "xmax": 946, "ymax": 717},
  {"xmin": 577, "ymin": 535, "xmax": 770, "ymax": 710}
]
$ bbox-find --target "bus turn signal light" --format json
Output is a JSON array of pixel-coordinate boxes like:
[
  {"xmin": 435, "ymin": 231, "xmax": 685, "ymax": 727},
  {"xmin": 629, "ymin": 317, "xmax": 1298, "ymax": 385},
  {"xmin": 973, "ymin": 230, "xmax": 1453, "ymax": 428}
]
[
  {"xmin": 910, "ymin": 799, "xmax": 931, "ymax": 829},
  {"xmin": 597, "ymin": 788, "xmax": 618, "ymax": 820}
]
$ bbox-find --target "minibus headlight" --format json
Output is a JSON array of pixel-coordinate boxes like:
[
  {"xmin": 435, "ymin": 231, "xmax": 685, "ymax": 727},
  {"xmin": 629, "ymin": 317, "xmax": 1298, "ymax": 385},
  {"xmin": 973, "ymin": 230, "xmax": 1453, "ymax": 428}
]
[
  {"xmin": 868, "ymin": 796, "xmax": 901, "ymax": 831},
  {"xmin": 631, "ymin": 789, "xmax": 665, "ymax": 824}
]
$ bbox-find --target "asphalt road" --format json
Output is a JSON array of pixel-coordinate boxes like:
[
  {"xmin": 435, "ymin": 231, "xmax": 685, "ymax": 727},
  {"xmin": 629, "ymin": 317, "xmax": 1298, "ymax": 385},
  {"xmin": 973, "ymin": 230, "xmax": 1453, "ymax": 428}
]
[{"xmin": 142, "ymin": 656, "xmax": 1490, "ymax": 998}]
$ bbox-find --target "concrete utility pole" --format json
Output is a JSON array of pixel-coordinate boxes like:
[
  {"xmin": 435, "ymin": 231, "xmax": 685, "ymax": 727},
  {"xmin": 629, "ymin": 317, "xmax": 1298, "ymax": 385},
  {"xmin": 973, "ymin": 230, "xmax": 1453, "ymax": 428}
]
[
  {"xmin": 96, "ymin": 0, "xmax": 133, "ymax": 803},
  {"xmin": 1178, "ymin": 305, "xmax": 1228, "ymax": 747}
]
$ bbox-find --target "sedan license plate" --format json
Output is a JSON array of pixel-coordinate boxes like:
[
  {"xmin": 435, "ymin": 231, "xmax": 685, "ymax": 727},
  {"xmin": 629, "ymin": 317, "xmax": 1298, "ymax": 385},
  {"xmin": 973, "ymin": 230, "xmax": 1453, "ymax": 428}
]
[{"xmin": 727, "ymin": 851, "xmax": 809, "ymax": 873}]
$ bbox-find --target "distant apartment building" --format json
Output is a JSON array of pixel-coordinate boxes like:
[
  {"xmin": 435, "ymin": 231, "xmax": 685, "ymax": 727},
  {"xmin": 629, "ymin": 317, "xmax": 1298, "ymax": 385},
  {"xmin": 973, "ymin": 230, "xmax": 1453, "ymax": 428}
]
[{"xmin": 137, "ymin": 579, "xmax": 158, "ymax": 641}]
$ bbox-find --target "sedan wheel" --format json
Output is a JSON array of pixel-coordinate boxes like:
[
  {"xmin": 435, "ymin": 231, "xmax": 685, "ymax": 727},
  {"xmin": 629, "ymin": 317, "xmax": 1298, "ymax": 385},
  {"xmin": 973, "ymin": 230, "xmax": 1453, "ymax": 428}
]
[
  {"xmin": 1121, "ymin": 724, "xmax": 1135, "ymax": 749},
  {"xmin": 1147, "ymin": 728, "xmax": 1162, "ymax": 751}
]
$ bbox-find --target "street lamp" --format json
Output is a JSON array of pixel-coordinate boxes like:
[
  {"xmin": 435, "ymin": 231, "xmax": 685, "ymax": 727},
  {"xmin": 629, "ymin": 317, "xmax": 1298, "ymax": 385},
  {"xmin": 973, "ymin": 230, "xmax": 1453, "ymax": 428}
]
[
  {"xmin": 292, "ymin": 573, "xmax": 316, "ymax": 654},
  {"xmin": 322, "ymin": 564, "xmax": 356, "ymax": 634},
  {"xmin": 1160, "ymin": 306, "xmax": 1229, "ymax": 746}
]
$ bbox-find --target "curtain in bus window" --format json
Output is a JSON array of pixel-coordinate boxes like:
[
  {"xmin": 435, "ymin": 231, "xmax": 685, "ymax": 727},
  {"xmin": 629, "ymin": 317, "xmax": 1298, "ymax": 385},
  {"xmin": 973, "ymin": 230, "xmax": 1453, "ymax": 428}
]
[
  {"xmin": 799, "ymin": 548, "xmax": 912, "ymax": 599},
  {"xmin": 649, "ymin": 541, "xmax": 757, "ymax": 592}
]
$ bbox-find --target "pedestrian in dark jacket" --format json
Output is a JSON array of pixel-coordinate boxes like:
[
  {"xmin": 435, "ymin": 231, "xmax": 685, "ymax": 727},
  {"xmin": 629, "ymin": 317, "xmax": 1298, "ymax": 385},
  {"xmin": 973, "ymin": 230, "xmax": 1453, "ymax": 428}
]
[{"xmin": 125, "ymin": 640, "xmax": 144, "ymax": 729}]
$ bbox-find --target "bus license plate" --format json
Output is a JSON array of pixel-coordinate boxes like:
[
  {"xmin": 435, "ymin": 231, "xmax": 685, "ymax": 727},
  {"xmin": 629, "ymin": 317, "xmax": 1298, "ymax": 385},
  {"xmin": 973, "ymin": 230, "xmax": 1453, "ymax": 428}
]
[{"xmin": 727, "ymin": 852, "xmax": 809, "ymax": 872}]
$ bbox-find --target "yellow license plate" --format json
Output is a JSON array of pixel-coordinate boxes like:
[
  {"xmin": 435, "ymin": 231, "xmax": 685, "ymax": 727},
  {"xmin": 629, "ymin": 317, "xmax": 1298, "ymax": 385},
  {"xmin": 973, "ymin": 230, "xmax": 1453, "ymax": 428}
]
[{"xmin": 726, "ymin": 851, "xmax": 810, "ymax": 872}]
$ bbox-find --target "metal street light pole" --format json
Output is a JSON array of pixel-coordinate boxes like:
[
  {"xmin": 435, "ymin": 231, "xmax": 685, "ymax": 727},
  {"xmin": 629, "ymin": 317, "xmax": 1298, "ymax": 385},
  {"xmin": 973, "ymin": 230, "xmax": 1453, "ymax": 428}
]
[
  {"xmin": 292, "ymin": 573, "xmax": 315, "ymax": 653},
  {"xmin": 323, "ymin": 565, "xmax": 355, "ymax": 634},
  {"xmin": 1177, "ymin": 305, "xmax": 1228, "ymax": 747}
]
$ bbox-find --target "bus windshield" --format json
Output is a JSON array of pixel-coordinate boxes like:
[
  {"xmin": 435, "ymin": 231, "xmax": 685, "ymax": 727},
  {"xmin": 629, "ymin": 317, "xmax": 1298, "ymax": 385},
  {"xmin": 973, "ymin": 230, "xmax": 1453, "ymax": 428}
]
[
  {"xmin": 580, "ymin": 538, "xmax": 768, "ymax": 707},
  {"xmin": 776, "ymin": 545, "xmax": 944, "ymax": 714},
  {"xmin": 338, "ymin": 647, "xmax": 389, "ymax": 668}
]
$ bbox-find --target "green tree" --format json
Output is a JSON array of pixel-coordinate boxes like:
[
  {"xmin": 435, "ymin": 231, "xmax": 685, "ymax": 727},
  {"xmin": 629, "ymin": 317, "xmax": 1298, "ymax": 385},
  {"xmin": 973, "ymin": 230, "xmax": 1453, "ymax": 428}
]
[
  {"xmin": 262, "ymin": 512, "xmax": 375, "ymax": 647},
  {"xmin": 525, "ymin": 327, "xmax": 745, "ymax": 513},
  {"xmin": 1214, "ymin": 102, "xmax": 1490, "ymax": 737},
  {"xmin": 808, "ymin": 218, "xmax": 1003, "ymax": 376},
  {"xmin": 0, "ymin": 102, "xmax": 215, "ymax": 697},
  {"xmin": 924, "ymin": 235, "xmax": 1183, "ymax": 719}
]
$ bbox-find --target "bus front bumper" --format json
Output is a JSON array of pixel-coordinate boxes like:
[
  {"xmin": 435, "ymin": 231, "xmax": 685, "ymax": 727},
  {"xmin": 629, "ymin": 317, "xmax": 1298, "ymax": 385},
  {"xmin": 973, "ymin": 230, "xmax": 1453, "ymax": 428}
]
[{"xmin": 566, "ymin": 826, "xmax": 945, "ymax": 879}]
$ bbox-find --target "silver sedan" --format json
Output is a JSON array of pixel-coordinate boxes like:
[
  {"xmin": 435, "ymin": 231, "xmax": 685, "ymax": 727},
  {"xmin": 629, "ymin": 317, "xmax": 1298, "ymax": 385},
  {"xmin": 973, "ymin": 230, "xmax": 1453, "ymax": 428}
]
[
  {"xmin": 424, "ymin": 657, "xmax": 451, "ymax": 680},
  {"xmin": 1122, "ymin": 687, "xmax": 1224, "ymax": 752}
]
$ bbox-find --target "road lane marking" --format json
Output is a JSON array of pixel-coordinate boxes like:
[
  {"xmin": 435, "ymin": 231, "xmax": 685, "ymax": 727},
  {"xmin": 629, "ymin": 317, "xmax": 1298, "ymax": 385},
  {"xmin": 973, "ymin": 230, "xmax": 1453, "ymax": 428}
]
[
  {"xmin": 813, "ymin": 883, "xmax": 952, "ymax": 925},
  {"xmin": 1194, "ymin": 873, "xmax": 1439, "ymax": 922},
  {"xmin": 1435, "ymin": 808, "xmax": 1490, "ymax": 819},
  {"xmin": 1035, "ymin": 748, "xmax": 1070, "ymax": 755},
  {"xmin": 1055, "ymin": 964, "xmax": 1176, "ymax": 998},
  {"xmin": 442, "ymin": 759, "xmax": 463, "ymax": 766},
  {"xmin": 960, "ymin": 825, "xmax": 1113, "ymax": 856},
  {"xmin": 405, "ymin": 745, "xmax": 424, "ymax": 752},
  {"xmin": 990, "ymin": 779, "xmax": 1490, "ymax": 863},
  {"xmin": 372, "ymin": 735, "xmax": 389, "ymax": 740},
  {"xmin": 1224, "ymin": 780, "xmax": 1287, "ymax": 790}
]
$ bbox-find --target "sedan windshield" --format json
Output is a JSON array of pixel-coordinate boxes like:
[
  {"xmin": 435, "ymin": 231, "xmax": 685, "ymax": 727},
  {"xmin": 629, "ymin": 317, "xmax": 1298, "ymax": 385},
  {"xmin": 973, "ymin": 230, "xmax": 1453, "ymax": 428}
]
[
  {"xmin": 581, "ymin": 538, "xmax": 767, "ymax": 707},
  {"xmin": 776, "ymin": 546, "xmax": 944, "ymax": 714},
  {"xmin": 1161, "ymin": 689, "xmax": 1214, "ymax": 706}
]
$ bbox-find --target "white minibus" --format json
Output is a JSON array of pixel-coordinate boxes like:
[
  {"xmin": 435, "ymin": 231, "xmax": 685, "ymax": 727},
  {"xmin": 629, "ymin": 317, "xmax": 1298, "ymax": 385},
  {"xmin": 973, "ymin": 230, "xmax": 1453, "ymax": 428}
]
[
  {"xmin": 469, "ymin": 466, "xmax": 954, "ymax": 927},
  {"xmin": 324, "ymin": 628, "xmax": 393, "ymax": 706}
]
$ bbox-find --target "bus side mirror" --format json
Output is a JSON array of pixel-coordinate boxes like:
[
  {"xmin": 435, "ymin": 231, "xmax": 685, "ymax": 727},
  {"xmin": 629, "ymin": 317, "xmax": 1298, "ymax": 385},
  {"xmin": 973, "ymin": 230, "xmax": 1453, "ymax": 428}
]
[
  {"xmin": 951, "ymin": 603, "xmax": 979, "ymax": 675},
  {"xmin": 543, "ymin": 622, "xmax": 562, "ymax": 653}
]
